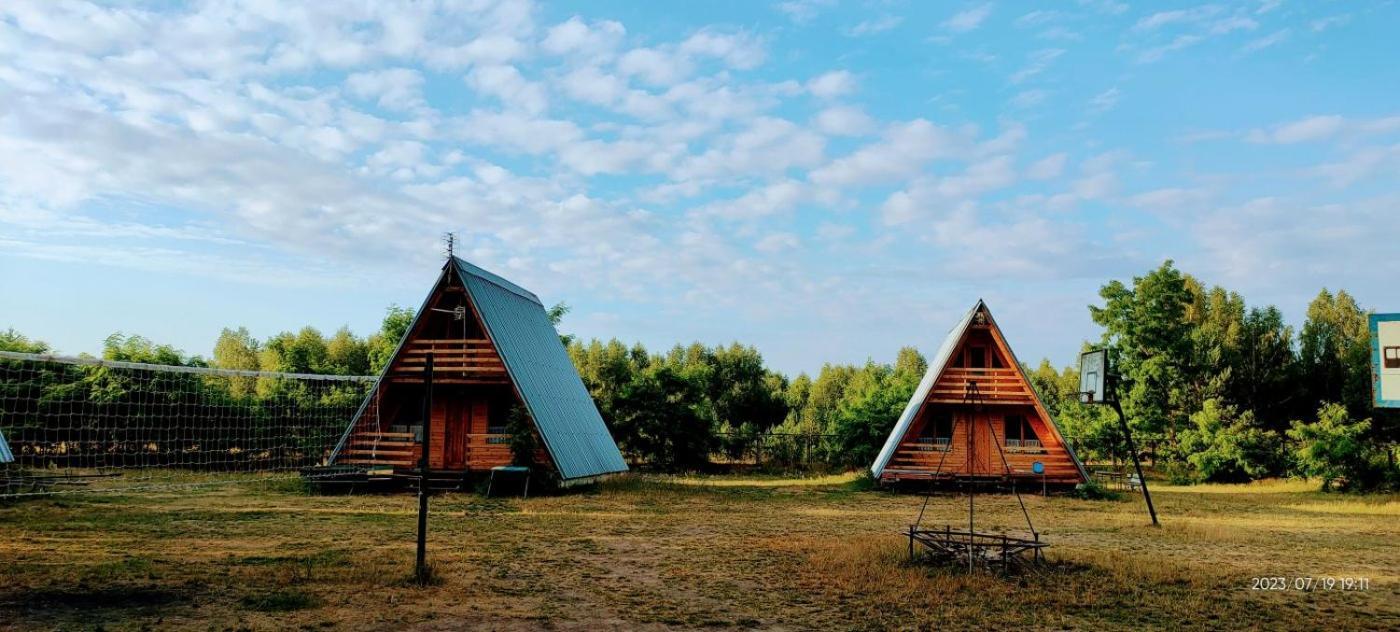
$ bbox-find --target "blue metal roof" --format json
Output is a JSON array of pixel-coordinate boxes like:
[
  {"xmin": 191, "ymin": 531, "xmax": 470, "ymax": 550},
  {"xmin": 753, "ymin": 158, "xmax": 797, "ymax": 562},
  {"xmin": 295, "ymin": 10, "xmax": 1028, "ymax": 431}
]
[
  {"xmin": 453, "ymin": 257, "xmax": 628, "ymax": 480},
  {"xmin": 0, "ymin": 426, "xmax": 12, "ymax": 464}
]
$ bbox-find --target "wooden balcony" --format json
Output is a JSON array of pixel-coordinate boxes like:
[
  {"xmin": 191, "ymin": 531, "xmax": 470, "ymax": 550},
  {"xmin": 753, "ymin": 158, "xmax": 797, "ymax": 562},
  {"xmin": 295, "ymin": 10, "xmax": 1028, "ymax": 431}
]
[
  {"xmin": 388, "ymin": 338, "xmax": 510, "ymax": 385},
  {"xmin": 928, "ymin": 367, "xmax": 1033, "ymax": 404}
]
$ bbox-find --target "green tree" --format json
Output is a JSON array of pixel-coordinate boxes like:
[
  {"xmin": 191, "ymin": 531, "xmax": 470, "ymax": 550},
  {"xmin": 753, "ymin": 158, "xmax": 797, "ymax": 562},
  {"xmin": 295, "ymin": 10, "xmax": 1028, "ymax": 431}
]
[
  {"xmin": 0, "ymin": 328, "xmax": 49, "ymax": 353},
  {"xmin": 830, "ymin": 360, "xmax": 918, "ymax": 467},
  {"xmin": 802, "ymin": 363, "xmax": 858, "ymax": 435},
  {"xmin": 260, "ymin": 327, "xmax": 329, "ymax": 374},
  {"xmin": 368, "ymin": 305, "xmax": 415, "ymax": 373},
  {"xmin": 325, "ymin": 326, "xmax": 370, "ymax": 375},
  {"xmin": 1176, "ymin": 399, "xmax": 1281, "ymax": 483},
  {"xmin": 1299, "ymin": 290, "xmax": 1371, "ymax": 418},
  {"xmin": 1089, "ymin": 261, "xmax": 1194, "ymax": 454},
  {"xmin": 212, "ymin": 327, "xmax": 262, "ymax": 397},
  {"xmin": 1233, "ymin": 306, "xmax": 1298, "ymax": 431},
  {"xmin": 1287, "ymin": 403, "xmax": 1376, "ymax": 491},
  {"xmin": 103, "ymin": 332, "xmax": 199, "ymax": 366},
  {"xmin": 547, "ymin": 302, "xmax": 574, "ymax": 346}
]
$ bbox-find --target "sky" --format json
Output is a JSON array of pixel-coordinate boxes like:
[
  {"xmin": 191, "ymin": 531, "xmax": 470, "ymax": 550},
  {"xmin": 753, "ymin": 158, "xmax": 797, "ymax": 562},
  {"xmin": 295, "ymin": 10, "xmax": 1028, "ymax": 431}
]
[{"xmin": 1, "ymin": 1, "xmax": 1398, "ymax": 377}]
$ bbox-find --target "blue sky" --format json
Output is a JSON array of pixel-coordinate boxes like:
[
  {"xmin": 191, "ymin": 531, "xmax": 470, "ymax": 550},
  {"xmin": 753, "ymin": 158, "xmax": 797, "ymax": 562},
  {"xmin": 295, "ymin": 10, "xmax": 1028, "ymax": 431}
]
[{"xmin": 1, "ymin": 1, "xmax": 1397, "ymax": 376}]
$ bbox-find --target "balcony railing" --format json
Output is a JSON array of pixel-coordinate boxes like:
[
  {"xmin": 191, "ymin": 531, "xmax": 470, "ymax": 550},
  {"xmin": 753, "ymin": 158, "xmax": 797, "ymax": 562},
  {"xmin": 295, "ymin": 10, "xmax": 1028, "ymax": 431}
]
[
  {"xmin": 911, "ymin": 437, "xmax": 952, "ymax": 451},
  {"xmin": 1005, "ymin": 438, "xmax": 1043, "ymax": 452}
]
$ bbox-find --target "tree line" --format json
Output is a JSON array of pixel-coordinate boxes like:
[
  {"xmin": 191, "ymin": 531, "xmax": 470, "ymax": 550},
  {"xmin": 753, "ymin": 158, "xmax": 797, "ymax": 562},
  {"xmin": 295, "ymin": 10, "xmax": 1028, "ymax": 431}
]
[{"xmin": 2, "ymin": 260, "xmax": 1394, "ymax": 490}]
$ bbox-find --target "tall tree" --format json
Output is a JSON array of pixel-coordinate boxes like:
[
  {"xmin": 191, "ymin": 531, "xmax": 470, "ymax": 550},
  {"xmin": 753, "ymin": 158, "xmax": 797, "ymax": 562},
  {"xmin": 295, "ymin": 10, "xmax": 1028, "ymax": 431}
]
[
  {"xmin": 212, "ymin": 327, "xmax": 261, "ymax": 397},
  {"xmin": 1299, "ymin": 289, "xmax": 1371, "ymax": 417},
  {"xmin": 1089, "ymin": 260, "xmax": 1194, "ymax": 452}
]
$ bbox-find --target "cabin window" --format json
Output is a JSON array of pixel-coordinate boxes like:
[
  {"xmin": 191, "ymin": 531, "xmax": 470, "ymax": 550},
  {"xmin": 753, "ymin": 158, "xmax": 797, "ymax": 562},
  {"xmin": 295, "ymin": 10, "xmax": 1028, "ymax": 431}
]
[
  {"xmin": 1386, "ymin": 346, "xmax": 1400, "ymax": 369},
  {"xmin": 968, "ymin": 346, "xmax": 987, "ymax": 369},
  {"xmin": 487, "ymin": 398, "xmax": 510, "ymax": 435},
  {"xmin": 921, "ymin": 411, "xmax": 954, "ymax": 450},
  {"xmin": 1004, "ymin": 414, "xmax": 1040, "ymax": 449}
]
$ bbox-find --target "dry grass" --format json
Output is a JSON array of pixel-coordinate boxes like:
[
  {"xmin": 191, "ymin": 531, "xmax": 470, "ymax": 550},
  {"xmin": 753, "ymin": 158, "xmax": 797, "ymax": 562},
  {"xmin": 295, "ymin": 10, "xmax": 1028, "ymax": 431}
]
[{"xmin": 0, "ymin": 473, "xmax": 1396, "ymax": 631}]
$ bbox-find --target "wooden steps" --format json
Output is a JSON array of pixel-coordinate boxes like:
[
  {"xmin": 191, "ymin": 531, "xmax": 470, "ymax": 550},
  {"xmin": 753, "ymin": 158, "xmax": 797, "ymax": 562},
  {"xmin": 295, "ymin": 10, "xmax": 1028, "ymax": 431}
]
[{"xmin": 337, "ymin": 430, "xmax": 420, "ymax": 469}]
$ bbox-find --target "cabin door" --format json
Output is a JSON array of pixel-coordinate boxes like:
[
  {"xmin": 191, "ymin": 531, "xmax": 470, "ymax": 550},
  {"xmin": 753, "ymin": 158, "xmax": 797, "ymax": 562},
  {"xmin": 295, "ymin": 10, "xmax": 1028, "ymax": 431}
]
[
  {"xmin": 961, "ymin": 410, "xmax": 996, "ymax": 475},
  {"xmin": 436, "ymin": 398, "xmax": 469, "ymax": 470}
]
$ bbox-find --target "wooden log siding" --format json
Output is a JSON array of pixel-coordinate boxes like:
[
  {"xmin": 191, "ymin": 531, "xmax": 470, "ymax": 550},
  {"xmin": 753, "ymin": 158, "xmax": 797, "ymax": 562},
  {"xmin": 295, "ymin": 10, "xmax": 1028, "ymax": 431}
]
[
  {"xmin": 929, "ymin": 367, "xmax": 1033, "ymax": 404},
  {"xmin": 884, "ymin": 411, "xmax": 1081, "ymax": 482},
  {"xmin": 338, "ymin": 433, "xmax": 548, "ymax": 471},
  {"xmin": 387, "ymin": 338, "xmax": 511, "ymax": 385}
]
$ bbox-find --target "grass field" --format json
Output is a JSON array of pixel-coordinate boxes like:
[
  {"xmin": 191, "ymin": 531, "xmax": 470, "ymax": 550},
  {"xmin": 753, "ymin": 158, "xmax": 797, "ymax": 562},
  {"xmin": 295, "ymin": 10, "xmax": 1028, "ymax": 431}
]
[{"xmin": 1, "ymin": 473, "xmax": 1396, "ymax": 631}]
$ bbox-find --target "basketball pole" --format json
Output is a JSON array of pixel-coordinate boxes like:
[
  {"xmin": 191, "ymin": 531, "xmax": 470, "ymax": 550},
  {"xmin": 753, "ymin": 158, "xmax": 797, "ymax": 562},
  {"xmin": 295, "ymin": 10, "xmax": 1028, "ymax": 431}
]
[
  {"xmin": 1110, "ymin": 396, "xmax": 1158, "ymax": 527},
  {"xmin": 416, "ymin": 353, "xmax": 434, "ymax": 582}
]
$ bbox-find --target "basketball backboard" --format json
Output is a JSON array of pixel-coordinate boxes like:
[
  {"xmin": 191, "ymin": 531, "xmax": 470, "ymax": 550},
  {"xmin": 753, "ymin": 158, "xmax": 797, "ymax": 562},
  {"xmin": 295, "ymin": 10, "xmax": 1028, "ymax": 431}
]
[
  {"xmin": 1371, "ymin": 314, "xmax": 1400, "ymax": 408},
  {"xmin": 1079, "ymin": 349, "xmax": 1109, "ymax": 404}
]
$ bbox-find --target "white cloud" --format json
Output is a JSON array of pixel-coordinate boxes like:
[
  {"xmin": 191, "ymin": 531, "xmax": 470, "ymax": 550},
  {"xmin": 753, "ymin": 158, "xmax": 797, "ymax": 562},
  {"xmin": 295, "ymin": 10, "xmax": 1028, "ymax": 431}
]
[
  {"xmin": 466, "ymin": 65, "xmax": 548, "ymax": 114},
  {"xmin": 559, "ymin": 65, "xmax": 627, "ymax": 106},
  {"xmin": 1087, "ymin": 87, "xmax": 1120, "ymax": 114},
  {"xmin": 1133, "ymin": 6, "xmax": 1223, "ymax": 32},
  {"xmin": 754, "ymin": 232, "xmax": 800, "ymax": 253},
  {"xmin": 813, "ymin": 106, "xmax": 875, "ymax": 136},
  {"xmin": 880, "ymin": 156, "xmax": 1018, "ymax": 225},
  {"xmin": 345, "ymin": 68, "xmax": 425, "ymax": 111},
  {"xmin": 541, "ymin": 16, "xmax": 626, "ymax": 58},
  {"xmin": 1310, "ymin": 15, "xmax": 1351, "ymax": 32},
  {"xmin": 1126, "ymin": 187, "xmax": 1209, "ymax": 211},
  {"xmin": 1241, "ymin": 29, "xmax": 1289, "ymax": 54},
  {"xmin": 846, "ymin": 15, "xmax": 902, "ymax": 37},
  {"xmin": 699, "ymin": 180, "xmax": 809, "ymax": 221},
  {"xmin": 1249, "ymin": 115, "xmax": 1345, "ymax": 144},
  {"xmin": 807, "ymin": 70, "xmax": 857, "ymax": 99},
  {"xmin": 671, "ymin": 117, "xmax": 826, "ymax": 182},
  {"xmin": 1026, "ymin": 153, "xmax": 1067, "ymax": 180},
  {"xmin": 810, "ymin": 119, "xmax": 970, "ymax": 187},
  {"xmin": 1309, "ymin": 144, "xmax": 1400, "ymax": 187},
  {"xmin": 943, "ymin": 4, "xmax": 993, "ymax": 33},
  {"xmin": 679, "ymin": 30, "xmax": 766, "ymax": 69},
  {"xmin": 777, "ymin": 0, "xmax": 836, "ymax": 23},
  {"xmin": 618, "ymin": 47, "xmax": 685, "ymax": 86},
  {"xmin": 1009, "ymin": 48, "xmax": 1064, "ymax": 84},
  {"xmin": 1136, "ymin": 34, "xmax": 1203, "ymax": 63},
  {"xmin": 1010, "ymin": 90, "xmax": 1047, "ymax": 109}
]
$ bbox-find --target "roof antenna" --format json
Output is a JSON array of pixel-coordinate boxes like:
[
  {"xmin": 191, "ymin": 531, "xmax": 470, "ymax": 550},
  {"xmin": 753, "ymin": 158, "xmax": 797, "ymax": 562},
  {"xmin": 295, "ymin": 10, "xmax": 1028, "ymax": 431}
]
[{"xmin": 443, "ymin": 232, "xmax": 456, "ymax": 259}]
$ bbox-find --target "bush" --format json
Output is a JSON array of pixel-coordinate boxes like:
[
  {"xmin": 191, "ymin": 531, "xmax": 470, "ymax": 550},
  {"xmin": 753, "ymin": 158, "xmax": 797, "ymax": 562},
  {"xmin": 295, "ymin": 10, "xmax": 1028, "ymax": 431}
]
[
  {"xmin": 1072, "ymin": 479, "xmax": 1120, "ymax": 500},
  {"xmin": 1176, "ymin": 400, "xmax": 1282, "ymax": 483},
  {"xmin": 1287, "ymin": 403, "xmax": 1393, "ymax": 492}
]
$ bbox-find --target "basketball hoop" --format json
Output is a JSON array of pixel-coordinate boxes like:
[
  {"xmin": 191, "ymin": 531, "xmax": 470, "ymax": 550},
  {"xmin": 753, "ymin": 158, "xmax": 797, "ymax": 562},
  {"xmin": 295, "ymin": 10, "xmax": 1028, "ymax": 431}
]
[{"xmin": 1078, "ymin": 349, "xmax": 1108, "ymax": 405}]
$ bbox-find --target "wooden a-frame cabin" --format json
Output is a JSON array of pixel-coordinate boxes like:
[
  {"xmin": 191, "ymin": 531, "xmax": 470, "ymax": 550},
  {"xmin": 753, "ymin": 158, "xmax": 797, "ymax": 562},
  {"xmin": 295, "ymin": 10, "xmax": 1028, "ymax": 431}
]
[
  {"xmin": 872, "ymin": 301, "xmax": 1088, "ymax": 486},
  {"xmin": 327, "ymin": 256, "xmax": 627, "ymax": 485}
]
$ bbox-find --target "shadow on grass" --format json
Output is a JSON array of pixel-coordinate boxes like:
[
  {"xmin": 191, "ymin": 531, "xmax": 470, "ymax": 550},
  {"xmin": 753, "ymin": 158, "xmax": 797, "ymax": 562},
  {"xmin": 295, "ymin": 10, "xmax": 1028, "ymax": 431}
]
[{"xmin": 239, "ymin": 588, "xmax": 322, "ymax": 612}]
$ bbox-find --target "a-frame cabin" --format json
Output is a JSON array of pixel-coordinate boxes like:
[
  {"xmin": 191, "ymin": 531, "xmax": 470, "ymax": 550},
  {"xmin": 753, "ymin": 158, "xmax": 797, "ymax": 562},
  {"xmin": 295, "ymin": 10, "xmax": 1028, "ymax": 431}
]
[
  {"xmin": 328, "ymin": 256, "xmax": 627, "ymax": 485},
  {"xmin": 872, "ymin": 301, "xmax": 1088, "ymax": 486}
]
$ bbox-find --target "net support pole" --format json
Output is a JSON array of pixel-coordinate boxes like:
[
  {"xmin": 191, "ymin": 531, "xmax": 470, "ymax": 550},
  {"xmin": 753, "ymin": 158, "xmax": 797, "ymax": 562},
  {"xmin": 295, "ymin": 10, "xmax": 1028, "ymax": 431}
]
[
  {"xmin": 416, "ymin": 353, "xmax": 434, "ymax": 581},
  {"xmin": 1111, "ymin": 398, "xmax": 1158, "ymax": 526}
]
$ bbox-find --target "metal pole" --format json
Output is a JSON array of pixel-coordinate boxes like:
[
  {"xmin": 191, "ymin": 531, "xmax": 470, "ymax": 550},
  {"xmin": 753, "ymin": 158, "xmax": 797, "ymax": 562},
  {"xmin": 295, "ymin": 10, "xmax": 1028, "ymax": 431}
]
[
  {"xmin": 967, "ymin": 407, "xmax": 976, "ymax": 573},
  {"xmin": 416, "ymin": 354, "xmax": 434, "ymax": 580},
  {"xmin": 1111, "ymin": 399, "xmax": 1159, "ymax": 526}
]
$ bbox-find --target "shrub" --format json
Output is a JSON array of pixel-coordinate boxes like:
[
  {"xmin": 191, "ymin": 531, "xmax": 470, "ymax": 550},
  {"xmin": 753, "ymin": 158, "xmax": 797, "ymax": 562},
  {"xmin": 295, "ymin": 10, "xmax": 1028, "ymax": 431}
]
[
  {"xmin": 1286, "ymin": 403, "xmax": 1391, "ymax": 492},
  {"xmin": 1176, "ymin": 399, "xmax": 1282, "ymax": 483}
]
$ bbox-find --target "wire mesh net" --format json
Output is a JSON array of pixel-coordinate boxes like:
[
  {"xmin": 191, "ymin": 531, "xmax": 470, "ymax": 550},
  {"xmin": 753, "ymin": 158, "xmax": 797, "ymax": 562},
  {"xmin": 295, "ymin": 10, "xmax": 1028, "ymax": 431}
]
[{"xmin": 0, "ymin": 350, "xmax": 375, "ymax": 497}]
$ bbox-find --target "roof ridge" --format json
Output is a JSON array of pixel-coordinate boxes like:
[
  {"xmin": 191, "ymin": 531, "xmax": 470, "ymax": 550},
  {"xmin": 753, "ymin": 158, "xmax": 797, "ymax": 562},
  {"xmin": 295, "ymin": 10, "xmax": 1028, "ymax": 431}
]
[{"xmin": 450, "ymin": 256, "xmax": 542, "ymax": 305}]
